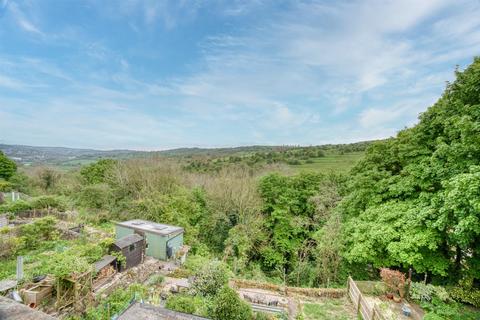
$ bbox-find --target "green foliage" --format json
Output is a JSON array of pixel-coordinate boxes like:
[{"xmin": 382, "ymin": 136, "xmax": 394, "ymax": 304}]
[
  {"xmin": 84, "ymin": 283, "xmax": 148, "ymax": 320},
  {"xmin": 183, "ymin": 142, "xmax": 370, "ymax": 173},
  {"xmin": 0, "ymin": 196, "xmax": 66, "ymax": 214},
  {"xmin": 35, "ymin": 167, "xmax": 60, "ymax": 191},
  {"xmin": 7, "ymin": 172, "xmax": 33, "ymax": 194},
  {"xmin": 0, "ymin": 151, "xmax": 17, "ymax": 180},
  {"xmin": 191, "ymin": 260, "xmax": 230, "ymax": 297},
  {"xmin": 449, "ymin": 285, "xmax": 480, "ymax": 308},
  {"xmin": 30, "ymin": 195, "xmax": 67, "ymax": 211},
  {"xmin": 0, "ymin": 199, "xmax": 33, "ymax": 214},
  {"xmin": 258, "ymin": 172, "xmax": 325, "ymax": 271},
  {"xmin": 165, "ymin": 294, "xmax": 206, "ymax": 315},
  {"xmin": 75, "ymin": 183, "xmax": 113, "ymax": 209},
  {"xmin": 410, "ymin": 282, "xmax": 450, "ymax": 303},
  {"xmin": 342, "ymin": 58, "xmax": 480, "ymax": 281},
  {"xmin": 211, "ymin": 286, "xmax": 253, "ymax": 320},
  {"xmin": 254, "ymin": 312, "xmax": 272, "ymax": 320},
  {"xmin": 20, "ymin": 216, "xmax": 59, "ymax": 250},
  {"xmin": 0, "ymin": 179, "xmax": 13, "ymax": 192},
  {"xmin": 80, "ymin": 159, "xmax": 117, "ymax": 184},
  {"xmin": 32, "ymin": 239, "xmax": 109, "ymax": 279},
  {"xmin": 110, "ymin": 250, "xmax": 126, "ymax": 269},
  {"xmin": 145, "ymin": 274, "xmax": 165, "ymax": 286},
  {"xmin": 421, "ymin": 299, "xmax": 479, "ymax": 320},
  {"xmin": 0, "ymin": 234, "xmax": 24, "ymax": 259}
]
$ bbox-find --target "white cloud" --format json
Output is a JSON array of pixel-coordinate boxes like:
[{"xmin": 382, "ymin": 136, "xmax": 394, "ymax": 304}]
[
  {"xmin": 0, "ymin": 74, "xmax": 25, "ymax": 90},
  {"xmin": 1, "ymin": 0, "xmax": 480, "ymax": 148},
  {"xmin": 7, "ymin": 2, "xmax": 43, "ymax": 35}
]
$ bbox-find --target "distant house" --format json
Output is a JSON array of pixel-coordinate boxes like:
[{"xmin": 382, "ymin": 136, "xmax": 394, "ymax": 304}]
[
  {"xmin": 115, "ymin": 220, "xmax": 184, "ymax": 261},
  {"xmin": 111, "ymin": 234, "xmax": 145, "ymax": 271},
  {"xmin": 117, "ymin": 302, "xmax": 209, "ymax": 320}
]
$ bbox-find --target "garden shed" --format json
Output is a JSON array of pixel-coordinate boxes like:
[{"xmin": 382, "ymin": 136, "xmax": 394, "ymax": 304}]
[
  {"xmin": 115, "ymin": 220, "xmax": 184, "ymax": 261},
  {"xmin": 111, "ymin": 233, "xmax": 145, "ymax": 271}
]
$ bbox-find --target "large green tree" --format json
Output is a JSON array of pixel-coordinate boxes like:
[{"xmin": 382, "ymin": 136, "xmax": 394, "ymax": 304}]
[{"xmin": 342, "ymin": 57, "xmax": 480, "ymax": 281}]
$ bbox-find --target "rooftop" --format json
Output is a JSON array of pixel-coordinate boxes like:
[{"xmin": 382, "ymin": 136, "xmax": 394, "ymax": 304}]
[
  {"xmin": 0, "ymin": 279, "xmax": 17, "ymax": 293},
  {"xmin": 94, "ymin": 255, "xmax": 117, "ymax": 272},
  {"xmin": 114, "ymin": 234, "xmax": 144, "ymax": 249},
  {"xmin": 117, "ymin": 302, "xmax": 208, "ymax": 320},
  {"xmin": 116, "ymin": 220, "xmax": 184, "ymax": 236},
  {"xmin": 0, "ymin": 296, "xmax": 55, "ymax": 320}
]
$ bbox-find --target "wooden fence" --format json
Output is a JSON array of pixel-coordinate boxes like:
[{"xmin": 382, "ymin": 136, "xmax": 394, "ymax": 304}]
[{"xmin": 347, "ymin": 277, "xmax": 386, "ymax": 320}]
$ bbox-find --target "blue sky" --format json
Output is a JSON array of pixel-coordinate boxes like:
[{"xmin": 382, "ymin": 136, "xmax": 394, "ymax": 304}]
[{"xmin": 0, "ymin": 0, "xmax": 479, "ymax": 150}]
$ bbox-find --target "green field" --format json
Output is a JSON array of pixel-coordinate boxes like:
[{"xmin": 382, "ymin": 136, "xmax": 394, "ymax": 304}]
[{"xmin": 289, "ymin": 151, "xmax": 364, "ymax": 173}]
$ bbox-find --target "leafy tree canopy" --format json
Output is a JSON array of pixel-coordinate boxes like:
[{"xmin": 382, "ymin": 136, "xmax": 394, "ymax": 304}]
[{"xmin": 342, "ymin": 57, "xmax": 480, "ymax": 281}]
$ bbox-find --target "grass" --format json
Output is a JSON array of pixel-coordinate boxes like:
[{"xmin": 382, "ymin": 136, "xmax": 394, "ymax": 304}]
[
  {"xmin": 301, "ymin": 298, "xmax": 356, "ymax": 320},
  {"xmin": 289, "ymin": 151, "xmax": 365, "ymax": 173}
]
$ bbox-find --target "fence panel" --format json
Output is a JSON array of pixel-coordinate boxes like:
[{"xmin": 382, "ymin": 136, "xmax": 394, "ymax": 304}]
[{"xmin": 347, "ymin": 277, "xmax": 387, "ymax": 320}]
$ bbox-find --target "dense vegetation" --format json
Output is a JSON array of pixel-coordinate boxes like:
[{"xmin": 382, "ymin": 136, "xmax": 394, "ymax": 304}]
[
  {"xmin": 1, "ymin": 58, "xmax": 479, "ymax": 319},
  {"xmin": 343, "ymin": 59, "xmax": 480, "ymax": 284}
]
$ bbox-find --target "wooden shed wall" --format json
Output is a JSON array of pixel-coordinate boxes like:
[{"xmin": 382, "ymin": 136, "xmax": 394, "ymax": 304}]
[{"xmin": 112, "ymin": 239, "xmax": 145, "ymax": 271}]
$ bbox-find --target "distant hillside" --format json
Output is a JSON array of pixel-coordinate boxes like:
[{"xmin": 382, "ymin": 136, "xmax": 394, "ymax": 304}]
[
  {"xmin": 0, "ymin": 140, "xmax": 378, "ymax": 168},
  {"xmin": 0, "ymin": 144, "xmax": 146, "ymax": 167}
]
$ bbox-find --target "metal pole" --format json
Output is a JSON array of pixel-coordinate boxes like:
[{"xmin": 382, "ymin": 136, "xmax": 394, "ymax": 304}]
[{"xmin": 16, "ymin": 256, "xmax": 23, "ymax": 281}]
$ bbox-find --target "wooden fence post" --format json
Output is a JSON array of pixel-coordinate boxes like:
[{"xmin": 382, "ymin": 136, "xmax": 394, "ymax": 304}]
[{"xmin": 356, "ymin": 292, "xmax": 362, "ymax": 315}]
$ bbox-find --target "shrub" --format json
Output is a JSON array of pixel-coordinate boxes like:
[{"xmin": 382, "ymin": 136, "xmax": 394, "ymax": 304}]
[
  {"xmin": 31, "ymin": 196, "xmax": 67, "ymax": 211},
  {"xmin": 0, "ymin": 235, "xmax": 24, "ymax": 258},
  {"xmin": 211, "ymin": 286, "xmax": 252, "ymax": 320},
  {"xmin": 191, "ymin": 260, "xmax": 230, "ymax": 297},
  {"xmin": 84, "ymin": 283, "xmax": 147, "ymax": 320},
  {"xmin": 35, "ymin": 167, "xmax": 60, "ymax": 191},
  {"xmin": 380, "ymin": 268, "xmax": 406, "ymax": 297},
  {"xmin": 255, "ymin": 312, "xmax": 273, "ymax": 320},
  {"xmin": 166, "ymin": 294, "xmax": 200, "ymax": 315},
  {"xmin": 146, "ymin": 274, "xmax": 165, "ymax": 286},
  {"xmin": 80, "ymin": 159, "xmax": 117, "ymax": 184},
  {"xmin": 286, "ymin": 159, "xmax": 301, "ymax": 165},
  {"xmin": 75, "ymin": 184, "xmax": 113, "ymax": 209},
  {"xmin": 20, "ymin": 216, "xmax": 58, "ymax": 249},
  {"xmin": 0, "ymin": 179, "xmax": 12, "ymax": 192},
  {"xmin": 410, "ymin": 282, "xmax": 435, "ymax": 302},
  {"xmin": 433, "ymin": 286, "xmax": 450, "ymax": 302},
  {"xmin": 449, "ymin": 286, "xmax": 480, "ymax": 308},
  {"xmin": 0, "ymin": 200, "xmax": 32, "ymax": 214}
]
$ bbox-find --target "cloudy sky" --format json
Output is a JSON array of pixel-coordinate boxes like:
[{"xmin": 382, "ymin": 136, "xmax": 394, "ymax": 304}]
[{"xmin": 0, "ymin": 0, "xmax": 479, "ymax": 150}]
